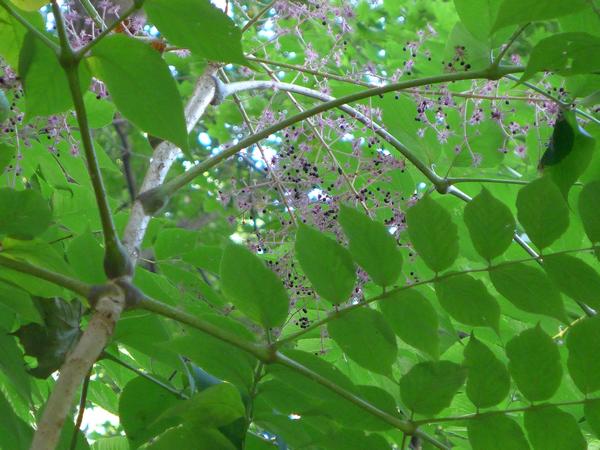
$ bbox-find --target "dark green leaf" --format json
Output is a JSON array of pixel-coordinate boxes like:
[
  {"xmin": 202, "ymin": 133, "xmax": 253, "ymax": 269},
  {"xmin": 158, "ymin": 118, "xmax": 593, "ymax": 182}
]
[
  {"xmin": 0, "ymin": 188, "xmax": 51, "ymax": 239},
  {"xmin": 493, "ymin": 0, "xmax": 589, "ymax": 31},
  {"xmin": 220, "ymin": 242, "xmax": 289, "ymax": 328},
  {"xmin": 524, "ymin": 406, "xmax": 586, "ymax": 450},
  {"xmin": 490, "ymin": 262, "xmax": 568, "ymax": 322},
  {"xmin": 506, "ymin": 325, "xmax": 562, "ymax": 401},
  {"xmin": 435, "ymin": 274, "xmax": 500, "ymax": 331},
  {"xmin": 295, "ymin": 223, "xmax": 356, "ymax": 304},
  {"xmin": 523, "ymin": 33, "xmax": 600, "ymax": 82},
  {"xmin": 464, "ymin": 335, "xmax": 510, "ymax": 408},
  {"xmin": 406, "ymin": 195, "xmax": 459, "ymax": 273},
  {"xmin": 467, "ymin": 415, "xmax": 530, "ymax": 450},
  {"xmin": 0, "ymin": 391, "xmax": 33, "ymax": 450},
  {"xmin": 399, "ymin": 360, "xmax": 466, "ymax": 415},
  {"xmin": 579, "ymin": 180, "xmax": 600, "ymax": 243},
  {"xmin": 543, "ymin": 253, "xmax": 600, "ymax": 311},
  {"xmin": 338, "ymin": 204, "xmax": 403, "ymax": 287},
  {"xmin": 327, "ymin": 307, "xmax": 397, "ymax": 376},
  {"xmin": 464, "ymin": 187, "xmax": 515, "ymax": 261},
  {"xmin": 0, "ymin": 143, "xmax": 16, "ymax": 174},
  {"xmin": 144, "ymin": 0, "xmax": 249, "ymax": 67},
  {"xmin": 585, "ymin": 399, "xmax": 600, "ymax": 439},
  {"xmin": 566, "ymin": 315, "xmax": 600, "ymax": 394},
  {"xmin": 89, "ymin": 34, "xmax": 188, "ymax": 151},
  {"xmin": 516, "ymin": 176, "xmax": 570, "ymax": 250},
  {"xmin": 0, "ymin": 279, "xmax": 41, "ymax": 325},
  {"xmin": 379, "ymin": 289, "xmax": 439, "ymax": 359},
  {"xmin": 0, "ymin": 333, "xmax": 31, "ymax": 402}
]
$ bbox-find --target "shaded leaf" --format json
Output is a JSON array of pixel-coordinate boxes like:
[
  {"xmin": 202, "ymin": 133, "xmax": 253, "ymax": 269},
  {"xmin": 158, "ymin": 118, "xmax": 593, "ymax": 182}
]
[
  {"xmin": 506, "ymin": 325, "xmax": 562, "ymax": 401},
  {"xmin": 579, "ymin": 180, "xmax": 600, "ymax": 243},
  {"xmin": 524, "ymin": 406, "xmax": 586, "ymax": 450},
  {"xmin": 493, "ymin": 0, "xmax": 589, "ymax": 31},
  {"xmin": 406, "ymin": 195, "xmax": 459, "ymax": 273},
  {"xmin": 566, "ymin": 315, "xmax": 600, "ymax": 394},
  {"xmin": 220, "ymin": 242, "xmax": 289, "ymax": 328},
  {"xmin": 338, "ymin": 204, "xmax": 403, "ymax": 287},
  {"xmin": 295, "ymin": 224, "xmax": 356, "ymax": 304},
  {"xmin": 0, "ymin": 188, "xmax": 52, "ymax": 239},
  {"xmin": 585, "ymin": 399, "xmax": 600, "ymax": 439},
  {"xmin": 543, "ymin": 253, "xmax": 600, "ymax": 311},
  {"xmin": 468, "ymin": 415, "xmax": 530, "ymax": 450},
  {"xmin": 0, "ymin": 333, "xmax": 31, "ymax": 402}
]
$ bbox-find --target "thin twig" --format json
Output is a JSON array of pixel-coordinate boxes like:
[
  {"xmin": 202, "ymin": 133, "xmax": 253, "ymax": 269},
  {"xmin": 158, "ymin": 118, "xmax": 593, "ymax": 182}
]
[{"xmin": 69, "ymin": 368, "xmax": 92, "ymax": 450}]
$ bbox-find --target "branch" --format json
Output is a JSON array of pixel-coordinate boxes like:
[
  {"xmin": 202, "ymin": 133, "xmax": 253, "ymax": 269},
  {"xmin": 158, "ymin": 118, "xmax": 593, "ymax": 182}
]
[
  {"xmin": 141, "ymin": 66, "xmax": 525, "ymax": 211},
  {"xmin": 0, "ymin": 254, "xmax": 91, "ymax": 297},
  {"xmin": 30, "ymin": 286, "xmax": 125, "ymax": 450},
  {"xmin": 78, "ymin": 0, "xmax": 106, "ymax": 30},
  {"xmin": 492, "ymin": 23, "xmax": 529, "ymax": 68},
  {"xmin": 241, "ymin": 0, "xmax": 275, "ymax": 33},
  {"xmin": 122, "ymin": 67, "xmax": 218, "ymax": 261},
  {"xmin": 0, "ymin": 0, "xmax": 59, "ymax": 52}
]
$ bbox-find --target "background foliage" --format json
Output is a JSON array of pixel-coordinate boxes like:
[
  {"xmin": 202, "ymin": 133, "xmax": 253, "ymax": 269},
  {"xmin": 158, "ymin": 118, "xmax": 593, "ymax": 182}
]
[{"xmin": 0, "ymin": 0, "xmax": 600, "ymax": 449}]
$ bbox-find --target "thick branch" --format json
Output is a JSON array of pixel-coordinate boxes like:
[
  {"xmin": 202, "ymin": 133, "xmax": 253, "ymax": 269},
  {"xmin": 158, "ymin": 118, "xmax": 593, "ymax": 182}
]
[{"xmin": 30, "ymin": 288, "xmax": 125, "ymax": 450}]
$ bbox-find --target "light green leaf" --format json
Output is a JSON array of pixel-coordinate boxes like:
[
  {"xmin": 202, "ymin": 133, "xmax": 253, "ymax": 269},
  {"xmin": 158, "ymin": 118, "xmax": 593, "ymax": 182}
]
[
  {"xmin": 0, "ymin": 333, "xmax": 31, "ymax": 402},
  {"xmin": 295, "ymin": 223, "xmax": 356, "ymax": 304},
  {"xmin": 453, "ymin": 0, "xmax": 502, "ymax": 40},
  {"xmin": 160, "ymin": 383, "xmax": 244, "ymax": 427},
  {"xmin": 399, "ymin": 360, "xmax": 466, "ymax": 415},
  {"xmin": 220, "ymin": 242, "xmax": 289, "ymax": 328},
  {"xmin": 379, "ymin": 289, "xmax": 439, "ymax": 359},
  {"xmin": 566, "ymin": 315, "xmax": 600, "ymax": 394},
  {"xmin": 83, "ymin": 92, "xmax": 116, "ymax": 129},
  {"xmin": 0, "ymin": 391, "xmax": 33, "ymax": 450},
  {"xmin": 506, "ymin": 325, "xmax": 562, "ymax": 402},
  {"xmin": 490, "ymin": 262, "xmax": 568, "ymax": 322},
  {"xmin": 119, "ymin": 376, "xmax": 181, "ymax": 447},
  {"xmin": 516, "ymin": 176, "xmax": 570, "ymax": 250},
  {"xmin": 435, "ymin": 274, "xmax": 500, "ymax": 331},
  {"xmin": 0, "ymin": 188, "xmax": 51, "ymax": 240},
  {"xmin": 543, "ymin": 253, "xmax": 600, "ymax": 311},
  {"xmin": 91, "ymin": 437, "xmax": 129, "ymax": 450},
  {"xmin": 493, "ymin": 0, "xmax": 589, "ymax": 31},
  {"xmin": 338, "ymin": 204, "xmax": 403, "ymax": 287},
  {"xmin": 406, "ymin": 195, "xmax": 459, "ymax": 273},
  {"xmin": 144, "ymin": 0, "xmax": 249, "ymax": 67},
  {"xmin": 327, "ymin": 307, "xmax": 397, "ymax": 376},
  {"xmin": 524, "ymin": 406, "xmax": 586, "ymax": 450},
  {"xmin": 0, "ymin": 7, "xmax": 43, "ymax": 67},
  {"xmin": 467, "ymin": 415, "xmax": 530, "ymax": 450},
  {"xmin": 464, "ymin": 335, "xmax": 510, "ymax": 408},
  {"xmin": 0, "ymin": 143, "xmax": 16, "ymax": 173},
  {"xmin": 19, "ymin": 32, "xmax": 90, "ymax": 118},
  {"xmin": 0, "ymin": 279, "xmax": 41, "ymax": 325},
  {"xmin": 464, "ymin": 187, "xmax": 515, "ymax": 261},
  {"xmin": 579, "ymin": 180, "xmax": 600, "ymax": 243},
  {"xmin": 89, "ymin": 34, "xmax": 188, "ymax": 151},
  {"xmin": 522, "ymin": 33, "xmax": 600, "ymax": 81},
  {"xmin": 147, "ymin": 426, "xmax": 236, "ymax": 450},
  {"xmin": 9, "ymin": 0, "xmax": 48, "ymax": 11}
]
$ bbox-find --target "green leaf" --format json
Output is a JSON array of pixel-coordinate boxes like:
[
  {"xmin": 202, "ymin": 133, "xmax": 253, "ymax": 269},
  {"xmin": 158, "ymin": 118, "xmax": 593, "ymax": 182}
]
[
  {"xmin": 160, "ymin": 383, "xmax": 245, "ymax": 427},
  {"xmin": 467, "ymin": 415, "xmax": 530, "ymax": 450},
  {"xmin": 406, "ymin": 195, "xmax": 459, "ymax": 273},
  {"xmin": 379, "ymin": 289, "xmax": 439, "ymax": 359},
  {"xmin": 0, "ymin": 279, "xmax": 41, "ymax": 325},
  {"xmin": 540, "ymin": 112, "xmax": 596, "ymax": 197},
  {"xmin": 0, "ymin": 333, "xmax": 31, "ymax": 402},
  {"xmin": 524, "ymin": 406, "xmax": 586, "ymax": 450},
  {"xmin": 506, "ymin": 325, "xmax": 562, "ymax": 401},
  {"xmin": 516, "ymin": 176, "xmax": 570, "ymax": 250},
  {"xmin": 399, "ymin": 360, "xmax": 466, "ymax": 415},
  {"xmin": 493, "ymin": 0, "xmax": 589, "ymax": 31},
  {"xmin": 66, "ymin": 230, "xmax": 105, "ymax": 284},
  {"xmin": 453, "ymin": 0, "xmax": 502, "ymax": 40},
  {"xmin": 9, "ymin": 0, "xmax": 48, "ymax": 11},
  {"xmin": 144, "ymin": 0, "xmax": 250, "ymax": 67},
  {"xmin": 119, "ymin": 376, "xmax": 181, "ymax": 447},
  {"xmin": 89, "ymin": 34, "xmax": 188, "ymax": 151},
  {"xmin": 338, "ymin": 204, "xmax": 403, "ymax": 287},
  {"xmin": 0, "ymin": 7, "xmax": 43, "ymax": 67},
  {"xmin": 435, "ymin": 274, "xmax": 500, "ymax": 331},
  {"xmin": 464, "ymin": 335, "xmax": 510, "ymax": 408},
  {"xmin": 220, "ymin": 242, "xmax": 289, "ymax": 328},
  {"xmin": 0, "ymin": 143, "xmax": 16, "ymax": 173},
  {"xmin": 566, "ymin": 315, "xmax": 600, "ymax": 394},
  {"xmin": 327, "ymin": 307, "xmax": 397, "ymax": 376},
  {"xmin": 490, "ymin": 262, "xmax": 568, "ymax": 322},
  {"xmin": 0, "ymin": 391, "xmax": 33, "ymax": 450},
  {"xmin": 523, "ymin": 33, "xmax": 600, "ymax": 82},
  {"xmin": 543, "ymin": 253, "xmax": 600, "ymax": 311},
  {"xmin": 579, "ymin": 180, "xmax": 600, "ymax": 243},
  {"xmin": 0, "ymin": 91, "xmax": 8, "ymax": 124},
  {"xmin": 585, "ymin": 399, "xmax": 600, "ymax": 439},
  {"xmin": 463, "ymin": 187, "xmax": 515, "ymax": 261},
  {"xmin": 147, "ymin": 426, "xmax": 236, "ymax": 450},
  {"xmin": 19, "ymin": 32, "xmax": 90, "ymax": 118},
  {"xmin": 83, "ymin": 92, "xmax": 116, "ymax": 129},
  {"xmin": 295, "ymin": 223, "xmax": 356, "ymax": 304},
  {"xmin": 0, "ymin": 188, "xmax": 51, "ymax": 239}
]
